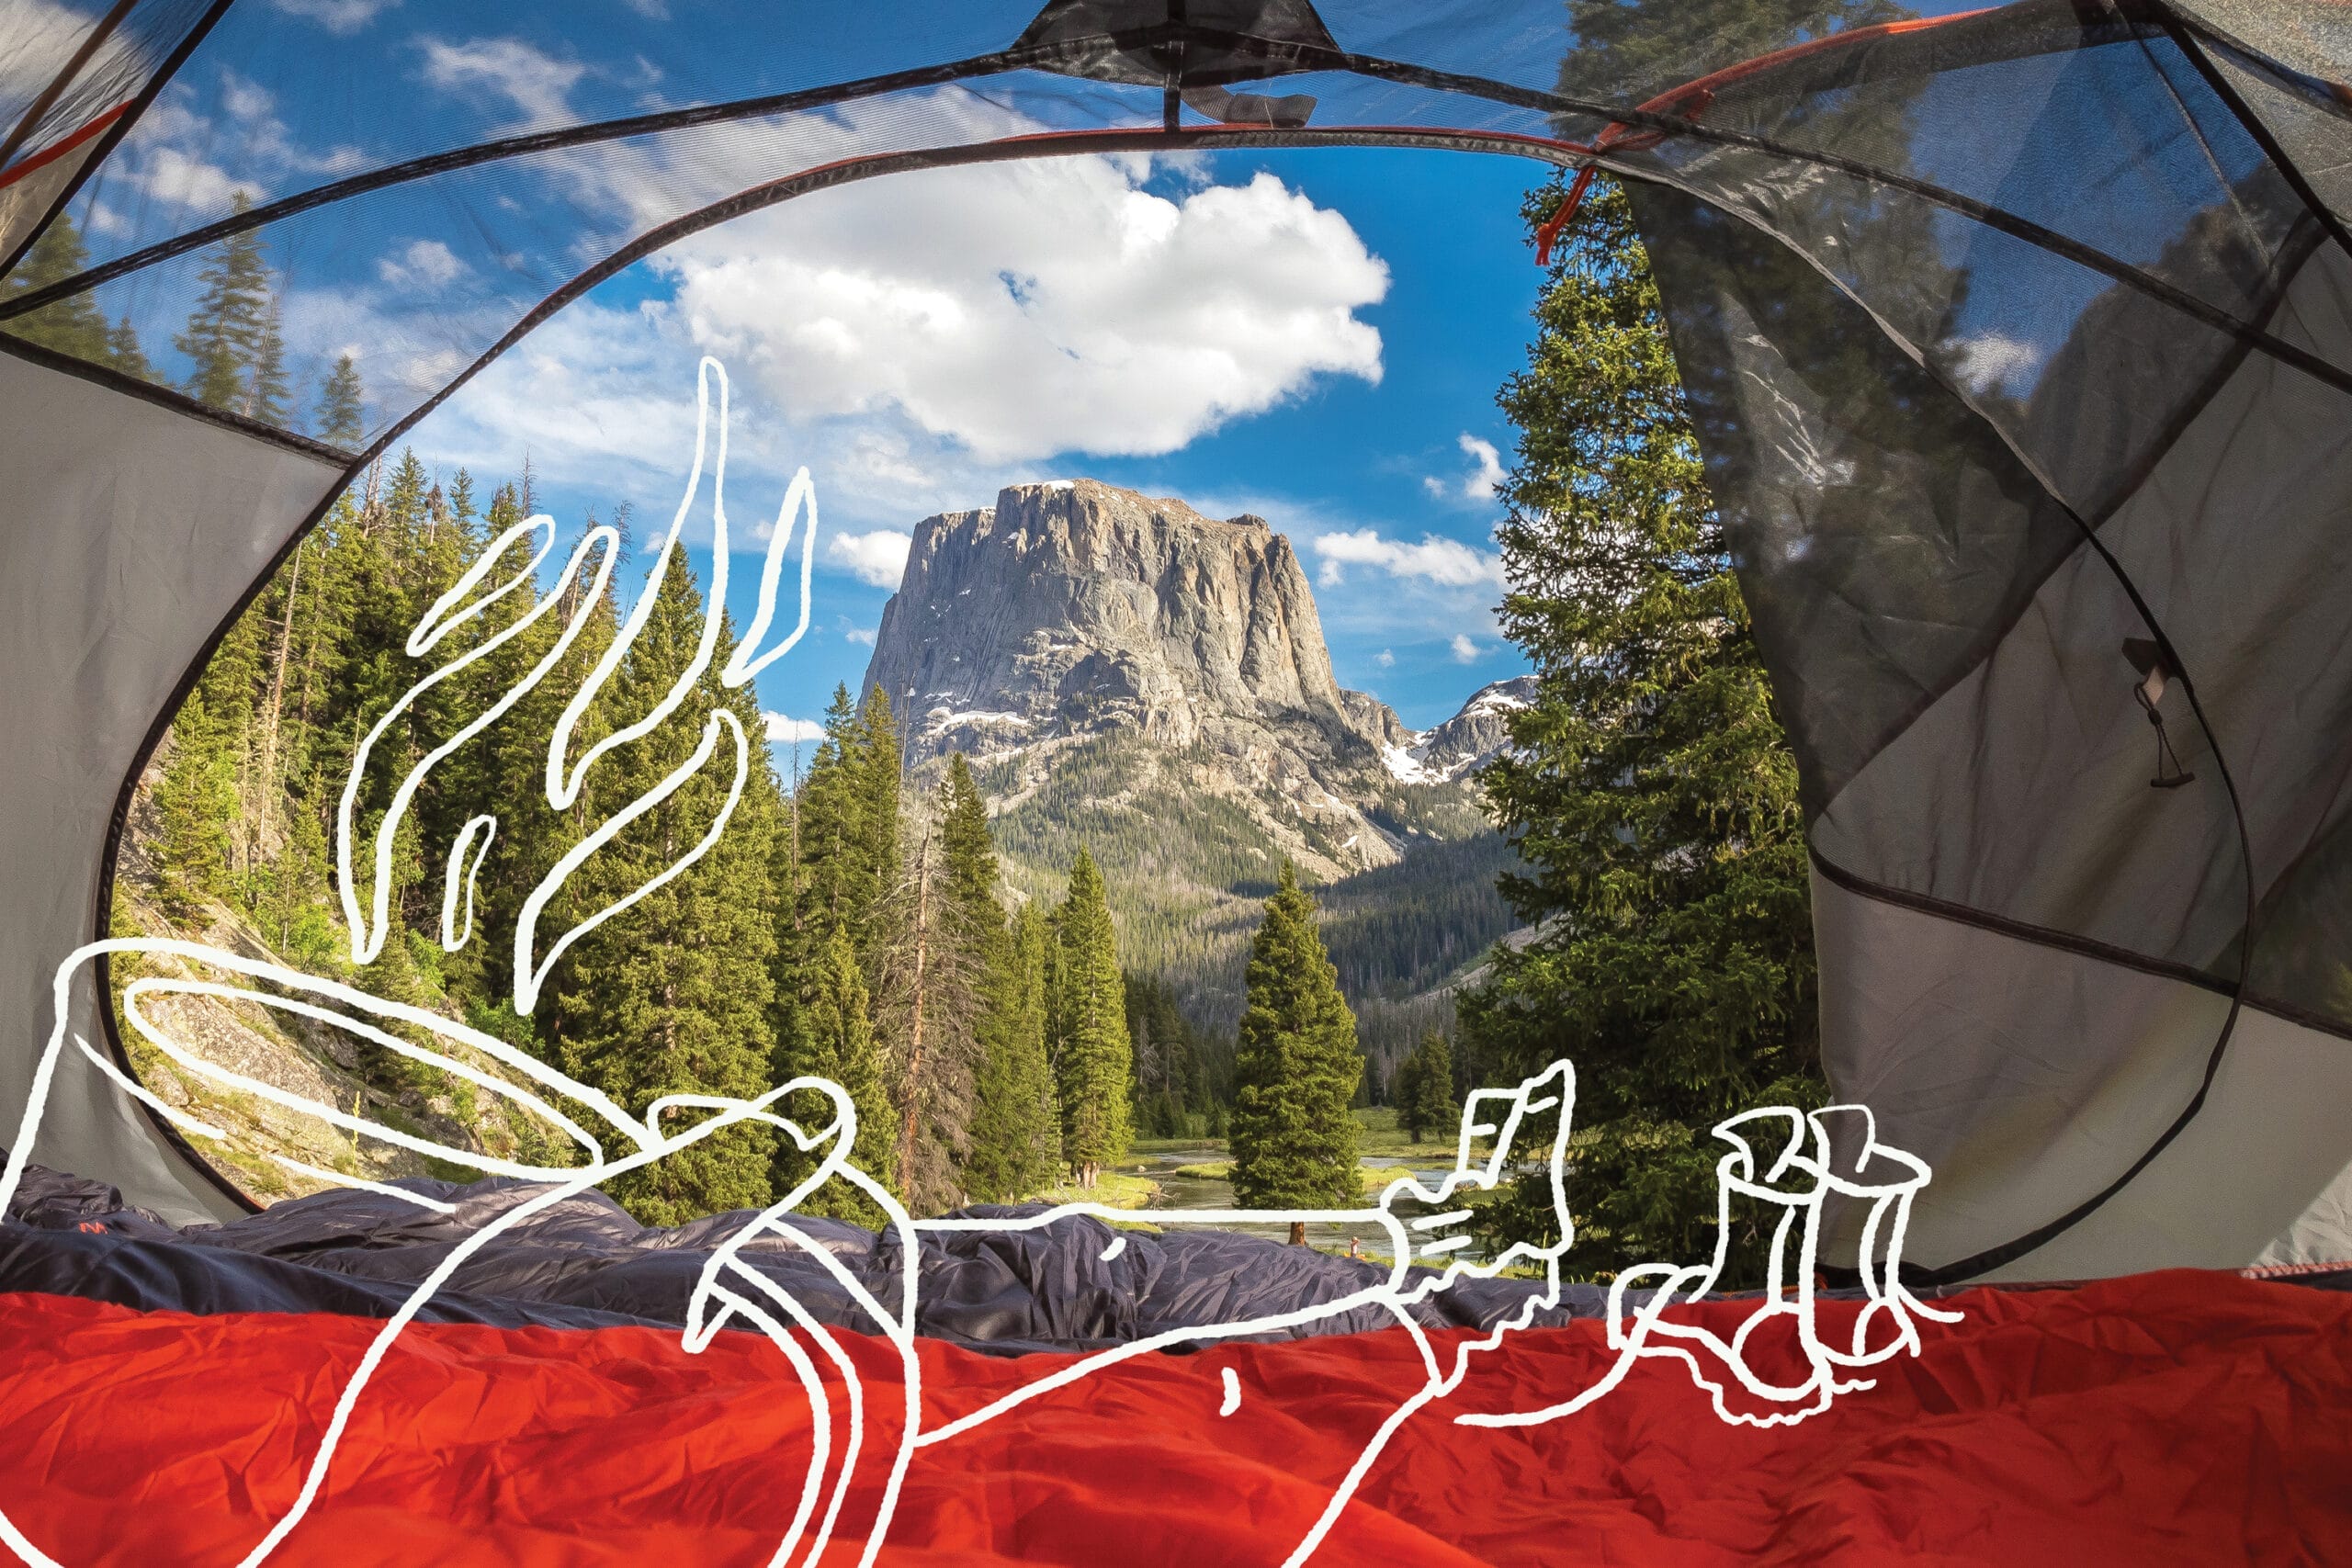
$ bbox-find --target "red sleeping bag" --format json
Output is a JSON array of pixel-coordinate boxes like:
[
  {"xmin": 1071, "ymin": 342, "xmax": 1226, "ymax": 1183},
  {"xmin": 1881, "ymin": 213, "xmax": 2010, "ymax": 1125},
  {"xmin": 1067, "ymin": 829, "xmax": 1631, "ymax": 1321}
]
[{"xmin": 0, "ymin": 1269, "xmax": 2346, "ymax": 1566}]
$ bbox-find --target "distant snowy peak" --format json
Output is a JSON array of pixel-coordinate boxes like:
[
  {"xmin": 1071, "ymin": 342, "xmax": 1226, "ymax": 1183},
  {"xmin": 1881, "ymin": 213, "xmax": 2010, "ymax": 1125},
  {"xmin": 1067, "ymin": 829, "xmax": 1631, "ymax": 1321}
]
[{"xmin": 1383, "ymin": 675, "xmax": 1538, "ymax": 784}]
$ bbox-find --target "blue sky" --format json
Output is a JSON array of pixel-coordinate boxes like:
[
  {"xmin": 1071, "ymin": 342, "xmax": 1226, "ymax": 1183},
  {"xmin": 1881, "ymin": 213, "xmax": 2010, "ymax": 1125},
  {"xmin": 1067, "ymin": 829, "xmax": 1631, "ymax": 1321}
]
[
  {"xmin": 43, "ymin": 0, "xmax": 1561, "ymax": 739},
  {"xmin": 406, "ymin": 141, "xmax": 1553, "ymax": 739},
  {"xmin": 397, "ymin": 141, "xmax": 1551, "ymax": 740}
]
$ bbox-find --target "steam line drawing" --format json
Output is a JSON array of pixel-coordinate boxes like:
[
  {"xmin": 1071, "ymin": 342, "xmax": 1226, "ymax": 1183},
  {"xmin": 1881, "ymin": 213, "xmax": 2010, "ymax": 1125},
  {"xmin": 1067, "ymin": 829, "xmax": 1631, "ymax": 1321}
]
[{"xmin": 0, "ymin": 360, "xmax": 1959, "ymax": 1568}]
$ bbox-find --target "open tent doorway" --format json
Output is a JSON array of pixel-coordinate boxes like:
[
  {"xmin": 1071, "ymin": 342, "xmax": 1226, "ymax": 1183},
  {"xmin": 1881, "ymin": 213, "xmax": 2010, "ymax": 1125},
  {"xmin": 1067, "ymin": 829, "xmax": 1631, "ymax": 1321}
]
[{"xmin": 3, "ymin": 0, "xmax": 2350, "ymax": 1292}]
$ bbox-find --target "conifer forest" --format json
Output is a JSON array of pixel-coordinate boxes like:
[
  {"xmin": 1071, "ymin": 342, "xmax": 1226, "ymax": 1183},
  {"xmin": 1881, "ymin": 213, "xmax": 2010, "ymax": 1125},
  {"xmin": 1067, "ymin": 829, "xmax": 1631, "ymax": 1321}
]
[{"xmin": 13, "ymin": 168, "xmax": 1823, "ymax": 1281}]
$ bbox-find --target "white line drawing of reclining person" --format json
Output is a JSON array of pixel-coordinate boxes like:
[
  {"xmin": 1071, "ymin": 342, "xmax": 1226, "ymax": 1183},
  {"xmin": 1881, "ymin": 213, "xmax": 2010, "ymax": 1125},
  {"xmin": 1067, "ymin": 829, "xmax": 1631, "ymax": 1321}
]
[{"xmin": 1, "ymin": 946, "xmax": 1957, "ymax": 1568}]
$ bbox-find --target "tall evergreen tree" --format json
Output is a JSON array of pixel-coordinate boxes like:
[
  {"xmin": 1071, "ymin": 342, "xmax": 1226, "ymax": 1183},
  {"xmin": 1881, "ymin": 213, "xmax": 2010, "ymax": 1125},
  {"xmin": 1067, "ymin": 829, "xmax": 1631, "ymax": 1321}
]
[
  {"xmin": 151, "ymin": 693, "xmax": 236, "ymax": 920},
  {"xmin": 967, "ymin": 898, "xmax": 1058, "ymax": 1201},
  {"xmin": 1393, "ymin": 1031, "xmax": 1459, "ymax": 1146},
  {"xmin": 542, "ymin": 558, "xmax": 781, "ymax": 1225},
  {"xmin": 852, "ymin": 685, "xmax": 905, "ymax": 977},
  {"xmin": 249, "ymin": 297, "xmax": 288, "ymax": 424},
  {"xmin": 1229, "ymin": 861, "xmax": 1362, "ymax": 1236},
  {"xmin": 175, "ymin": 192, "xmax": 279, "ymax": 415},
  {"xmin": 1, "ymin": 211, "xmax": 111, "ymax": 361},
  {"xmin": 107, "ymin": 315, "xmax": 153, "ymax": 380},
  {"xmin": 884, "ymin": 753, "xmax": 1001, "ymax": 1209},
  {"xmin": 878, "ymin": 821, "xmax": 983, "ymax": 1213},
  {"xmin": 1461, "ymin": 175, "xmax": 1818, "ymax": 1281},
  {"xmin": 1049, "ymin": 846, "xmax": 1131, "ymax": 1187},
  {"xmin": 782, "ymin": 929, "xmax": 897, "ymax": 1220},
  {"xmin": 796, "ymin": 685, "xmax": 881, "ymax": 952},
  {"xmin": 316, "ymin": 354, "xmax": 366, "ymax": 447}
]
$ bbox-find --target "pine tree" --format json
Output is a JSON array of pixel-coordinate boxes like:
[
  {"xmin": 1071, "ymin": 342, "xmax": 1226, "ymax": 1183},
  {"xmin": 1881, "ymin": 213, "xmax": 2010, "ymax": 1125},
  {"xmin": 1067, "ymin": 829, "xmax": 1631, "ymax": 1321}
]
[
  {"xmin": 967, "ymin": 898, "xmax": 1058, "ymax": 1201},
  {"xmin": 152, "ymin": 694, "xmax": 236, "ymax": 920},
  {"xmin": 784, "ymin": 929, "xmax": 897, "ymax": 1221},
  {"xmin": 543, "ymin": 558, "xmax": 781, "ymax": 1225},
  {"xmin": 1049, "ymin": 846, "xmax": 1132, "ymax": 1186},
  {"xmin": 0, "ymin": 212, "xmax": 110, "ymax": 360},
  {"xmin": 107, "ymin": 315, "xmax": 153, "ymax": 380},
  {"xmin": 852, "ymin": 684, "xmax": 904, "ymax": 976},
  {"xmin": 316, "ymin": 354, "xmax": 366, "ymax": 448},
  {"xmin": 881, "ymin": 754, "xmax": 998, "ymax": 1211},
  {"xmin": 1229, "ymin": 862, "xmax": 1362, "ymax": 1235},
  {"xmin": 175, "ymin": 192, "xmax": 279, "ymax": 415},
  {"xmin": 797, "ymin": 684, "xmax": 881, "ymax": 953},
  {"xmin": 1460, "ymin": 175, "xmax": 1818, "ymax": 1281},
  {"xmin": 1394, "ymin": 1031, "xmax": 1459, "ymax": 1146},
  {"xmin": 248, "ymin": 297, "xmax": 288, "ymax": 424}
]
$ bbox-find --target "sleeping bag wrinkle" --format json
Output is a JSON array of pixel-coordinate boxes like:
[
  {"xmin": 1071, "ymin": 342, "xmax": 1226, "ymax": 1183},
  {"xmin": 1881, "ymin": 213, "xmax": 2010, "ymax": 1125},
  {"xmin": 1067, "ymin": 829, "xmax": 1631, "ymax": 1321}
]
[{"xmin": 0, "ymin": 1271, "xmax": 2347, "ymax": 1565}]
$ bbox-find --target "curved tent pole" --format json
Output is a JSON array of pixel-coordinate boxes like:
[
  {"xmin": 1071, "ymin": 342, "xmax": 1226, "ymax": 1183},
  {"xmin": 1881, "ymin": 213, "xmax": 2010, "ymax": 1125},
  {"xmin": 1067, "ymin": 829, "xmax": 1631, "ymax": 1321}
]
[{"xmin": 10, "ymin": 15, "xmax": 2350, "ymax": 405}]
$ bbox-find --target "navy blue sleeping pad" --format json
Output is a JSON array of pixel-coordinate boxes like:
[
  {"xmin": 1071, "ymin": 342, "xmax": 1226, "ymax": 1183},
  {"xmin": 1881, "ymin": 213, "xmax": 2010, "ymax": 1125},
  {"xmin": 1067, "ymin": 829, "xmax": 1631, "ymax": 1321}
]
[{"xmin": 0, "ymin": 1161, "xmax": 1606, "ymax": 1351}]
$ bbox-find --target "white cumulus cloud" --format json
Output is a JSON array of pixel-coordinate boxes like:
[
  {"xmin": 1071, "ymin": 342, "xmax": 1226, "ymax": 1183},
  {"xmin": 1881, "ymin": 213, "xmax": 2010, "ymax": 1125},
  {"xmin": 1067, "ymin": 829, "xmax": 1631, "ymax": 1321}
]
[
  {"xmin": 1449, "ymin": 634, "xmax": 1481, "ymax": 664},
  {"xmin": 843, "ymin": 626, "xmax": 878, "ymax": 647},
  {"xmin": 828, "ymin": 530, "xmax": 911, "ymax": 588},
  {"xmin": 135, "ymin": 144, "xmax": 258, "ymax": 209},
  {"xmin": 1374, "ymin": 649, "xmax": 1396, "ymax": 668},
  {"xmin": 378, "ymin": 238, "xmax": 467, "ymax": 289},
  {"xmin": 662, "ymin": 164, "xmax": 1387, "ymax": 463},
  {"xmin": 1312, "ymin": 528, "xmax": 1505, "ymax": 590},
  {"xmin": 1950, "ymin": 330, "xmax": 2046, "ymax": 394},
  {"xmin": 763, "ymin": 712, "xmax": 825, "ymax": 744}
]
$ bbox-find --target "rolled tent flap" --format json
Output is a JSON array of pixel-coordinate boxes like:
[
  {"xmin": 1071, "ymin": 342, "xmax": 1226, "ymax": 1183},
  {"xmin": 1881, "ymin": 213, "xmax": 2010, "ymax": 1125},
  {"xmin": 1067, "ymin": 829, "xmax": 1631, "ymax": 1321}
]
[
  {"xmin": 1629, "ymin": 11, "xmax": 2352, "ymax": 1279},
  {"xmin": 0, "ymin": 344, "xmax": 343, "ymax": 1223}
]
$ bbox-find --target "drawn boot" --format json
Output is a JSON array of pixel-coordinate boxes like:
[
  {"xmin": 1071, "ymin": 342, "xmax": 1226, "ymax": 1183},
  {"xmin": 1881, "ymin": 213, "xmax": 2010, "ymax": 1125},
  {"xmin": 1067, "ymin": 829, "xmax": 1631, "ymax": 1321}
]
[
  {"xmin": 1378, "ymin": 1059, "xmax": 1577, "ymax": 1287},
  {"xmin": 1803, "ymin": 1105, "xmax": 1962, "ymax": 1371}
]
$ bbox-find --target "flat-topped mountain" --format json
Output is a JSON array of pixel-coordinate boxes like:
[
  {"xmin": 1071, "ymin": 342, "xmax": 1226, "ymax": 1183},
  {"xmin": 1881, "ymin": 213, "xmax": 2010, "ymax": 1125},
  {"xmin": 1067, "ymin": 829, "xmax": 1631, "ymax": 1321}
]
[
  {"xmin": 861, "ymin": 479, "xmax": 1523, "ymax": 1052},
  {"xmin": 865, "ymin": 479, "xmax": 1420, "ymax": 877}
]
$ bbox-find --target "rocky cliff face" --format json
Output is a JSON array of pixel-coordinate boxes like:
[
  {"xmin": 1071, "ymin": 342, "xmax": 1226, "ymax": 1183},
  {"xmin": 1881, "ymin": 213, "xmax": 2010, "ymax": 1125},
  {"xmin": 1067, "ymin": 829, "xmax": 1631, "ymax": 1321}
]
[
  {"xmin": 860, "ymin": 479, "xmax": 1524, "ymax": 1043},
  {"xmin": 865, "ymin": 480, "xmax": 1419, "ymax": 876}
]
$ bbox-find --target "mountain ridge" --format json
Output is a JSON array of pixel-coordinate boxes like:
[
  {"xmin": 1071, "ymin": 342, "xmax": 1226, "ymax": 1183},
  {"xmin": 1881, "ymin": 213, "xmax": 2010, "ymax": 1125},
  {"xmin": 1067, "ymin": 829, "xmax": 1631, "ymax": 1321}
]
[{"xmin": 861, "ymin": 479, "xmax": 1524, "ymax": 1056}]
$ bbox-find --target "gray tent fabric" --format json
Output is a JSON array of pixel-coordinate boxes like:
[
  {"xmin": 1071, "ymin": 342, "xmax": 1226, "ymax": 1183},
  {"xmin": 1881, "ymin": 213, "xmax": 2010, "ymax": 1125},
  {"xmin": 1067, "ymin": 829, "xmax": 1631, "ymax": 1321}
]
[
  {"xmin": 1611, "ymin": 10, "xmax": 2352, "ymax": 1277},
  {"xmin": 0, "ymin": 344, "xmax": 343, "ymax": 1225},
  {"xmin": 0, "ymin": 1160, "xmax": 1599, "ymax": 1352},
  {"xmin": 4, "ymin": 0, "xmax": 2352, "ymax": 1290},
  {"xmin": 1811, "ymin": 874, "xmax": 2352, "ymax": 1279}
]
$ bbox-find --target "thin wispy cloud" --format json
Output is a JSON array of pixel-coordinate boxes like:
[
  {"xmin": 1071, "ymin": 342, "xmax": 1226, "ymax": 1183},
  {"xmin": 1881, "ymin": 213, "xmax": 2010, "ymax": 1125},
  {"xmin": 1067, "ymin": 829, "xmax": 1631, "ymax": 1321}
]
[
  {"xmin": 1423, "ymin": 432, "xmax": 1508, "ymax": 502},
  {"xmin": 266, "ymin": 0, "xmax": 401, "ymax": 31},
  {"xmin": 419, "ymin": 36, "xmax": 587, "ymax": 134}
]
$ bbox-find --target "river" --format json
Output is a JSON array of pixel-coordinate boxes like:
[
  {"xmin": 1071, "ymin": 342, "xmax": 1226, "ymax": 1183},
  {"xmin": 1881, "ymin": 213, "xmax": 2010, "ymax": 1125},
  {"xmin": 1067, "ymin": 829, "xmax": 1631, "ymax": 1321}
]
[{"xmin": 1114, "ymin": 1144, "xmax": 1479, "ymax": 1261}]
